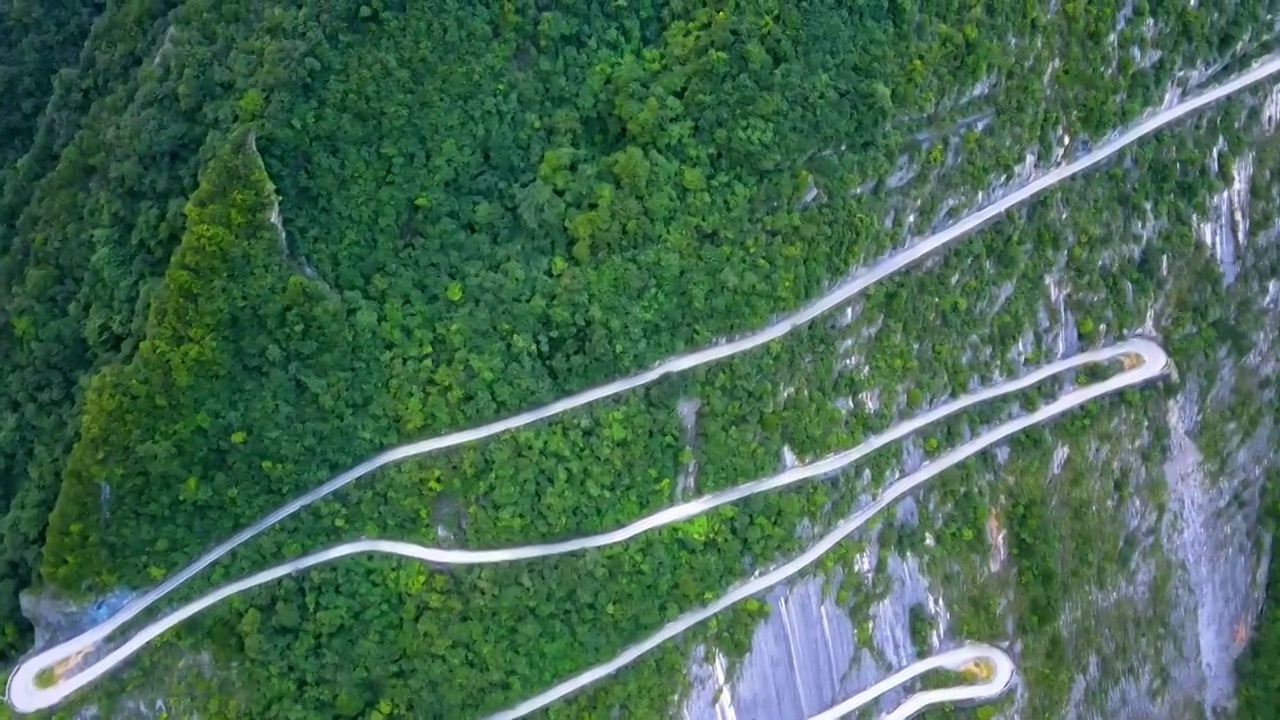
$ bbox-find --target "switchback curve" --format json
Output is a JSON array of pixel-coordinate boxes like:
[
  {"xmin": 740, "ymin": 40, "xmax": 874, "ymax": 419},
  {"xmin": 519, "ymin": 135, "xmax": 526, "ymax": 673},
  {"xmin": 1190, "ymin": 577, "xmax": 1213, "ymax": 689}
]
[
  {"xmin": 488, "ymin": 339, "xmax": 1167, "ymax": 720},
  {"xmin": 9, "ymin": 340, "xmax": 1167, "ymax": 716}
]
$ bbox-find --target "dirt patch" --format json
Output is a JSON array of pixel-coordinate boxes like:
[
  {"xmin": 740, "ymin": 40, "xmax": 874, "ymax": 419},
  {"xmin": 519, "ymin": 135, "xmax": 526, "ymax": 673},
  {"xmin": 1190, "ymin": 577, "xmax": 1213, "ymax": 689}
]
[
  {"xmin": 959, "ymin": 658, "xmax": 994, "ymax": 681},
  {"xmin": 986, "ymin": 510, "xmax": 1008, "ymax": 572}
]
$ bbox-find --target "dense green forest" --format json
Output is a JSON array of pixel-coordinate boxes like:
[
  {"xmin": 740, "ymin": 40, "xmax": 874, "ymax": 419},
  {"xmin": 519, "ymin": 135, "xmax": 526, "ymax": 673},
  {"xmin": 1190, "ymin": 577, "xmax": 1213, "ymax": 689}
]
[
  {"xmin": 1236, "ymin": 457, "xmax": 1280, "ymax": 718},
  {"xmin": 3, "ymin": 0, "xmax": 1280, "ymax": 718}
]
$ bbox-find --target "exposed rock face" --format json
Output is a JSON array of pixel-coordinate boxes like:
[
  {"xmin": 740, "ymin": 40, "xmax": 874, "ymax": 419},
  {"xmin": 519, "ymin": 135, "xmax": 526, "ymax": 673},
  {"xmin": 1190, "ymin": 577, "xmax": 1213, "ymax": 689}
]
[
  {"xmin": 20, "ymin": 587, "xmax": 134, "ymax": 652},
  {"xmin": 1158, "ymin": 392, "xmax": 1271, "ymax": 718},
  {"xmin": 682, "ymin": 554, "xmax": 944, "ymax": 720},
  {"xmin": 683, "ymin": 578, "xmax": 859, "ymax": 720}
]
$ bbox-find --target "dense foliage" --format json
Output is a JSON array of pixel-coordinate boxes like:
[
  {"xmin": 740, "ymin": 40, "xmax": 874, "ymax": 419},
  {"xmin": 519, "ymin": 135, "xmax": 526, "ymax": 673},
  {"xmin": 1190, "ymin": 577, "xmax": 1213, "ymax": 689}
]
[
  {"xmin": 2, "ymin": 1, "xmax": 1280, "ymax": 719},
  {"xmin": 1236, "ymin": 461, "xmax": 1280, "ymax": 718}
]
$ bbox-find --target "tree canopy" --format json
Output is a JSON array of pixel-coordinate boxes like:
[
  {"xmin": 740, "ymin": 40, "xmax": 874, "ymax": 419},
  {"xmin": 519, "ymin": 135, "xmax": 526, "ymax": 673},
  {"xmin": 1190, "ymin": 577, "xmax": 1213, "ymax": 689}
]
[{"xmin": 2, "ymin": 1, "xmax": 1280, "ymax": 718}]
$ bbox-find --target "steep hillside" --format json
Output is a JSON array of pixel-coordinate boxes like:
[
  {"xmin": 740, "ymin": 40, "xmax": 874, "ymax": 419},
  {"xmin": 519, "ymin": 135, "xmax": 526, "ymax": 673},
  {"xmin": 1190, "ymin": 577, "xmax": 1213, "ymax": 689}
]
[{"xmin": 2, "ymin": 1, "xmax": 1279, "ymax": 719}]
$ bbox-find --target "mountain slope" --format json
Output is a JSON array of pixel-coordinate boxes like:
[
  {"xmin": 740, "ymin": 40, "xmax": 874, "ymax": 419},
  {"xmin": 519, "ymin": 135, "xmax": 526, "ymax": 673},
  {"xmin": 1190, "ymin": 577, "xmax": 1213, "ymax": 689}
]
[{"xmin": 2, "ymin": 1, "xmax": 1279, "ymax": 718}]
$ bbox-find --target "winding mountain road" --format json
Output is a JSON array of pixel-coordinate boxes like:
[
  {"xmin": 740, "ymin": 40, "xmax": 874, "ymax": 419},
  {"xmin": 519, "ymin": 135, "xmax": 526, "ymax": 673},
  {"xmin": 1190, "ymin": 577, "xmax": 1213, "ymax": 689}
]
[
  {"xmin": 6, "ymin": 51, "xmax": 1278, "ymax": 720},
  {"xmin": 807, "ymin": 643, "xmax": 1015, "ymax": 720},
  {"xmin": 9, "ymin": 339, "xmax": 1164, "ymax": 718},
  {"xmin": 490, "ymin": 339, "xmax": 1167, "ymax": 720}
]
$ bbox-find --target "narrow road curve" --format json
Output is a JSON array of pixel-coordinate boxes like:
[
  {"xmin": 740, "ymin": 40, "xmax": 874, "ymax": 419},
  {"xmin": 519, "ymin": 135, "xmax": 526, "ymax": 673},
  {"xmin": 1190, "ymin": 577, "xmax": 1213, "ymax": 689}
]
[
  {"xmin": 806, "ymin": 643, "xmax": 1015, "ymax": 720},
  {"xmin": 6, "ymin": 50, "xmax": 1277, "ymax": 717},
  {"xmin": 8, "ymin": 339, "xmax": 1166, "ymax": 716},
  {"xmin": 489, "ymin": 339, "xmax": 1168, "ymax": 720}
]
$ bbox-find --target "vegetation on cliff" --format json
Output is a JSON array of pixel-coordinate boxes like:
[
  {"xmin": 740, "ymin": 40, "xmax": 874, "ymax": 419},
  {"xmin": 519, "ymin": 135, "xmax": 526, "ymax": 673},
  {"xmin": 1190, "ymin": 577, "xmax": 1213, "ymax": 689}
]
[{"xmin": 2, "ymin": 1, "xmax": 1279, "ymax": 718}]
